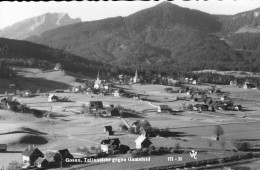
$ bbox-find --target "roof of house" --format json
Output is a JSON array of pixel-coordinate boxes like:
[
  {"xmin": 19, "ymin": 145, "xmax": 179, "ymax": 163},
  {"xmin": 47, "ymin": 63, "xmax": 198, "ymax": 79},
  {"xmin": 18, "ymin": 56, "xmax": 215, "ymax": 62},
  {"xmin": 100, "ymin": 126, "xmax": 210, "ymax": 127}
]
[
  {"xmin": 246, "ymin": 83, "xmax": 256, "ymax": 88},
  {"xmin": 0, "ymin": 144, "xmax": 7, "ymax": 149},
  {"xmin": 100, "ymin": 138, "xmax": 120, "ymax": 146},
  {"xmin": 22, "ymin": 147, "xmax": 43, "ymax": 157},
  {"xmin": 132, "ymin": 121, "xmax": 140, "ymax": 126},
  {"xmin": 104, "ymin": 126, "xmax": 113, "ymax": 131},
  {"xmin": 135, "ymin": 134, "xmax": 152, "ymax": 145},
  {"xmin": 194, "ymin": 104, "xmax": 208, "ymax": 108},
  {"xmin": 58, "ymin": 149, "xmax": 73, "ymax": 158},
  {"xmin": 35, "ymin": 157, "xmax": 48, "ymax": 164},
  {"xmin": 106, "ymin": 108, "xmax": 119, "ymax": 113},
  {"xmin": 159, "ymin": 105, "xmax": 169, "ymax": 109},
  {"xmin": 135, "ymin": 134, "xmax": 146, "ymax": 144}
]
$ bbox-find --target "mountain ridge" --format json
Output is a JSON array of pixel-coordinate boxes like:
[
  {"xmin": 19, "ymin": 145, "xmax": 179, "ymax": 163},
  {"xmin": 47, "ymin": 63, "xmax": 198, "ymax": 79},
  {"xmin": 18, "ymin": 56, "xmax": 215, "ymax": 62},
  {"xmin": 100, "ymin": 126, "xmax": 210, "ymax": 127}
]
[
  {"xmin": 0, "ymin": 13, "xmax": 82, "ymax": 40},
  {"xmin": 2, "ymin": 2, "xmax": 260, "ymax": 72}
]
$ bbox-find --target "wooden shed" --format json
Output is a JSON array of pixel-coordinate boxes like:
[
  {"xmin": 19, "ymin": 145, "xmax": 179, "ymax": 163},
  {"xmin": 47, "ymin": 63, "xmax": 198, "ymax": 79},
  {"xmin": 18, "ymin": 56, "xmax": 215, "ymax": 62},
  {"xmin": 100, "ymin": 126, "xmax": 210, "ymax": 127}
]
[{"xmin": 0, "ymin": 144, "xmax": 7, "ymax": 152}]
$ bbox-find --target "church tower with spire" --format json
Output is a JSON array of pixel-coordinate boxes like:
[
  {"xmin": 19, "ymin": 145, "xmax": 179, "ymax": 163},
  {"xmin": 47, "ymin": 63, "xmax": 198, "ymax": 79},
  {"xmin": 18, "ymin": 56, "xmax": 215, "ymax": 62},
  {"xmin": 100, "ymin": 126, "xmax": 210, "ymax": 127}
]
[
  {"xmin": 133, "ymin": 69, "xmax": 139, "ymax": 83},
  {"xmin": 94, "ymin": 70, "xmax": 101, "ymax": 89}
]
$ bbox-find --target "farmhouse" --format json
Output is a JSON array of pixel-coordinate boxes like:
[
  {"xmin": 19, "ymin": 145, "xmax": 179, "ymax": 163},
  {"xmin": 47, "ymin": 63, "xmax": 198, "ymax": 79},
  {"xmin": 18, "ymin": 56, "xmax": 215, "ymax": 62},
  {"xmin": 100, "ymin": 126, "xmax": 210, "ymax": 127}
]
[
  {"xmin": 192, "ymin": 94, "xmax": 205, "ymax": 102},
  {"xmin": 164, "ymin": 88, "xmax": 173, "ymax": 93},
  {"xmin": 100, "ymin": 138, "xmax": 121, "ymax": 153},
  {"xmin": 167, "ymin": 78, "xmax": 180, "ymax": 86},
  {"xmin": 73, "ymin": 85, "xmax": 82, "ymax": 93},
  {"xmin": 230, "ymin": 80, "xmax": 237, "ymax": 86},
  {"xmin": 158, "ymin": 105, "xmax": 170, "ymax": 113},
  {"xmin": 193, "ymin": 104, "xmax": 209, "ymax": 111},
  {"xmin": 22, "ymin": 146, "xmax": 44, "ymax": 166},
  {"xmin": 118, "ymin": 74, "xmax": 124, "ymax": 84},
  {"xmin": 20, "ymin": 90, "xmax": 32, "ymax": 97},
  {"xmin": 57, "ymin": 149, "xmax": 74, "ymax": 160},
  {"xmin": 132, "ymin": 121, "xmax": 141, "ymax": 133},
  {"xmin": 0, "ymin": 144, "xmax": 7, "ymax": 152},
  {"xmin": 48, "ymin": 94, "xmax": 59, "ymax": 102},
  {"xmin": 54, "ymin": 63, "xmax": 62, "ymax": 71},
  {"xmin": 192, "ymin": 80, "xmax": 197, "ymax": 85},
  {"xmin": 106, "ymin": 108, "xmax": 120, "ymax": 117},
  {"xmin": 89, "ymin": 101, "xmax": 103, "ymax": 110},
  {"xmin": 104, "ymin": 126, "xmax": 114, "ymax": 135},
  {"xmin": 135, "ymin": 134, "xmax": 152, "ymax": 149},
  {"xmin": 113, "ymin": 90, "xmax": 120, "ymax": 97},
  {"xmin": 243, "ymin": 82, "xmax": 257, "ymax": 89},
  {"xmin": 35, "ymin": 157, "xmax": 49, "ymax": 169}
]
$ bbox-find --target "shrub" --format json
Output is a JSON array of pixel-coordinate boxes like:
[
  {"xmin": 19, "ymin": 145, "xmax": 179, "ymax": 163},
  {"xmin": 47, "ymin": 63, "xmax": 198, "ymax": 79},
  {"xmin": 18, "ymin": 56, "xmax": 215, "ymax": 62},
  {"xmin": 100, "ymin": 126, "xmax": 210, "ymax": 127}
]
[
  {"xmin": 172, "ymin": 143, "xmax": 182, "ymax": 153},
  {"xmin": 131, "ymin": 149, "xmax": 149, "ymax": 157},
  {"xmin": 184, "ymin": 162, "xmax": 192, "ymax": 167},
  {"xmin": 32, "ymin": 109, "xmax": 44, "ymax": 118},
  {"xmin": 81, "ymin": 104, "xmax": 87, "ymax": 114},
  {"xmin": 232, "ymin": 140, "xmax": 251, "ymax": 151},
  {"xmin": 232, "ymin": 149, "xmax": 238, "ymax": 152},
  {"xmin": 118, "ymin": 123, "xmax": 128, "ymax": 132},
  {"xmin": 149, "ymin": 145, "xmax": 156, "ymax": 150},
  {"xmin": 218, "ymin": 158, "xmax": 226, "ymax": 164},
  {"xmin": 245, "ymin": 152, "xmax": 253, "ymax": 159},
  {"xmin": 7, "ymin": 161, "xmax": 22, "ymax": 170},
  {"xmin": 128, "ymin": 127, "xmax": 135, "ymax": 134},
  {"xmin": 77, "ymin": 147, "xmax": 90, "ymax": 155}
]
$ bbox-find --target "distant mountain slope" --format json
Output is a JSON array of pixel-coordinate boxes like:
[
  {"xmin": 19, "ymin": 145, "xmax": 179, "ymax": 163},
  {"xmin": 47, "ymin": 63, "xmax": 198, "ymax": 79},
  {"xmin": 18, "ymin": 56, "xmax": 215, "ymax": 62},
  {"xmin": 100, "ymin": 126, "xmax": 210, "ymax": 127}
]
[
  {"xmin": 0, "ymin": 38, "xmax": 109, "ymax": 76},
  {"xmin": 28, "ymin": 2, "xmax": 243, "ymax": 71},
  {"xmin": 25, "ymin": 2, "xmax": 260, "ymax": 72},
  {"xmin": 218, "ymin": 8, "xmax": 260, "ymax": 34},
  {"xmin": 0, "ymin": 13, "xmax": 82, "ymax": 40}
]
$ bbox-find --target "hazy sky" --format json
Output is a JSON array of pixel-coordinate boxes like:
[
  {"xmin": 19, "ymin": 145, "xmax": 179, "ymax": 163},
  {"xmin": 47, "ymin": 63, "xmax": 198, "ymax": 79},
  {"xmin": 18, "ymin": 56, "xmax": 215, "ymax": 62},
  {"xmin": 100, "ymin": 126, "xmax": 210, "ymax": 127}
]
[{"xmin": 0, "ymin": 0, "xmax": 260, "ymax": 29}]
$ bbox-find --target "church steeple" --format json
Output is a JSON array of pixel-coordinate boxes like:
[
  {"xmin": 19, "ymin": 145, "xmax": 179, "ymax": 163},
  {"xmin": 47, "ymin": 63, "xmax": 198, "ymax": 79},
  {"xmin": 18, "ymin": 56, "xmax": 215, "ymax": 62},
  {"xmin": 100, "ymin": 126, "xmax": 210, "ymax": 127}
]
[
  {"xmin": 97, "ymin": 70, "xmax": 100, "ymax": 80},
  {"xmin": 135, "ymin": 69, "xmax": 138, "ymax": 78}
]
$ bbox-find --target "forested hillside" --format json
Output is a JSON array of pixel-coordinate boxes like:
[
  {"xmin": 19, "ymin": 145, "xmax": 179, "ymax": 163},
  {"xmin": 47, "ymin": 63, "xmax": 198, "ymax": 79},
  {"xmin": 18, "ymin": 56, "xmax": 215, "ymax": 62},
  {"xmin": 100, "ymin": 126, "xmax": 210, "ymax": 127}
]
[
  {"xmin": 0, "ymin": 38, "xmax": 132, "ymax": 77},
  {"xmin": 28, "ymin": 2, "xmax": 250, "ymax": 72},
  {"xmin": 1, "ymin": 2, "xmax": 255, "ymax": 73}
]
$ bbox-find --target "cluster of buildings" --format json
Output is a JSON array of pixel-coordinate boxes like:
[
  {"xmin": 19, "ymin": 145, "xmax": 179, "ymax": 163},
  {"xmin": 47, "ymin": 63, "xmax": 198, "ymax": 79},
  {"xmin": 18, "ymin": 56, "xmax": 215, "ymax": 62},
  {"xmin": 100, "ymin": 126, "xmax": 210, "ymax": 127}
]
[
  {"xmin": 21, "ymin": 131, "xmax": 153, "ymax": 169},
  {"xmin": 22, "ymin": 145, "xmax": 73, "ymax": 169},
  {"xmin": 118, "ymin": 69, "xmax": 140, "ymax": 84}
]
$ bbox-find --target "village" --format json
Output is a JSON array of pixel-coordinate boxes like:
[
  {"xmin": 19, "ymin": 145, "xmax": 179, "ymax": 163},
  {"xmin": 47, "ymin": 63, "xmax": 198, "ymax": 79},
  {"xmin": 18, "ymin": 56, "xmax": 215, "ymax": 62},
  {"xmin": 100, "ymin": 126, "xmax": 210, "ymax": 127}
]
[{"xmin": 1, "ymin": 65, "xmax": 260, "ymax": 170}]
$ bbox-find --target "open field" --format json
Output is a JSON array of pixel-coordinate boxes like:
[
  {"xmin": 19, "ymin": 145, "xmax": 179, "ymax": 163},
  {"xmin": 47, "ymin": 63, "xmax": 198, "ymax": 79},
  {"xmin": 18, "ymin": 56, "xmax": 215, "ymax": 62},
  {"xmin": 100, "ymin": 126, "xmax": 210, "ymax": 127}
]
[{"xmin": 1, "ymin": 67, "xmax": 260, "ymax": 169}]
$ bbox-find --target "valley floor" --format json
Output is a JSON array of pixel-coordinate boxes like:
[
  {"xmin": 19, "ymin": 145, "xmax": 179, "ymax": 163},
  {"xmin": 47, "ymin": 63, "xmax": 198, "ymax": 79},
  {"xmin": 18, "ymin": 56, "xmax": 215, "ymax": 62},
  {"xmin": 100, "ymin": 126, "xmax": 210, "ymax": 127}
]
[{"xmin": 1, "ymin": 67, "xmax": 260, "ymax": 169}]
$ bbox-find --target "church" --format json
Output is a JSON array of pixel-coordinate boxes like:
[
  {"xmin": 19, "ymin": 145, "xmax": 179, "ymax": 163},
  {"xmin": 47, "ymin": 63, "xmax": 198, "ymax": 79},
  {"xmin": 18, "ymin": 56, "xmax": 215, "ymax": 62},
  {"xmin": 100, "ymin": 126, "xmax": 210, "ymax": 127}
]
[
  {"xmin": 133, "ymin": 69, "xmax": 140, "ymax": 83},
  {"xmin": 94, "ymin": 70, "xmax": 102, "ymax": 89}
]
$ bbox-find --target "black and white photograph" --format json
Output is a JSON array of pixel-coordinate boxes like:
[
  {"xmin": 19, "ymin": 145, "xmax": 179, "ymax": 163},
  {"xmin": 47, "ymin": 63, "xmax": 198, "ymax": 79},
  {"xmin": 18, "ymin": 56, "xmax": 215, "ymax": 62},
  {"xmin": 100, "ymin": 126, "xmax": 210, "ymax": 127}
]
[{"xmin": 1, "ymin": 0, "xmax": 260, "ymax": 169}]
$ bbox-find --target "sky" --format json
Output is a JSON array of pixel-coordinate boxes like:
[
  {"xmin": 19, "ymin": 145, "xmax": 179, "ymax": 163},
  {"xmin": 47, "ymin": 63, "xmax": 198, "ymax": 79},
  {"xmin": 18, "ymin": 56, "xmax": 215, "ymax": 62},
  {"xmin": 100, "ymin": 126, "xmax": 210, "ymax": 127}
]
[{"xmin": 0, "ymin": 0, "xmax": 260, "ymax": 29}]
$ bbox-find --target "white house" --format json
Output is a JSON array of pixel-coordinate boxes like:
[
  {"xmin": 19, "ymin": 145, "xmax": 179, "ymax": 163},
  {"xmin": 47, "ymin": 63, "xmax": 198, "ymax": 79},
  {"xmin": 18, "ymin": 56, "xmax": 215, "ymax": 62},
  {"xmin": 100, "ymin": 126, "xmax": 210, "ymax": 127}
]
[
  {"xmin": 48, "ymin": 94, "xmax": 58, "ymax": 102},
  {"xmin": 22, "ymin": 146, "xmax": 44, "ymax": 166},
  {"xmin": 54, "ymin": 63, "xmax": 62, "ymax": 71},
  {"xmin": 135, "ymin": 134, "xmax": 152, "ymax": 149},
  {"xmin": 230, "ymin": 80, "xmax": 237, "ymax": 86},
  {"xmin": 113, "ymin": 90, "xmax": 120, "ymax": 97},
  {"xmin": 243, "ymin": 82, "xmax": 257, "ymax": 89},
  {"xmin": 100, "ymin": 138, "xmax": 121, "ymax": 153},
  {"xmin": 192, "ymin": 80, "xmax": 197, "ymax": 85}
]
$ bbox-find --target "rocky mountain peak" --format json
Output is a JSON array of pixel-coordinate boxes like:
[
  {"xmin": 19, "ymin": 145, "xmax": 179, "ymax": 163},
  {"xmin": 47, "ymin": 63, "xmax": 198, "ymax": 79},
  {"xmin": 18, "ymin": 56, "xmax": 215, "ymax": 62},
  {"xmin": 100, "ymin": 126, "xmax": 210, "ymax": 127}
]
[{"xmin": 0, "ymin": 13, "xmax": 82, "ymax": 39}]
